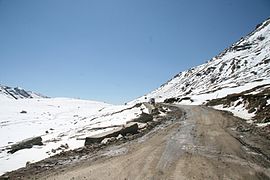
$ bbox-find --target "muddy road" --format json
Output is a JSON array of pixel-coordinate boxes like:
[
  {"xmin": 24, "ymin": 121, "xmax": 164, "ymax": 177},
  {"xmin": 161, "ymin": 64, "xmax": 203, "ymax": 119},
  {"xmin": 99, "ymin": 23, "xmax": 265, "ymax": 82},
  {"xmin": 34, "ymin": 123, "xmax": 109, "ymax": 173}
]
[{"xmin": 2, "ymin": 105, "xmax": 270, "ymax": 180}]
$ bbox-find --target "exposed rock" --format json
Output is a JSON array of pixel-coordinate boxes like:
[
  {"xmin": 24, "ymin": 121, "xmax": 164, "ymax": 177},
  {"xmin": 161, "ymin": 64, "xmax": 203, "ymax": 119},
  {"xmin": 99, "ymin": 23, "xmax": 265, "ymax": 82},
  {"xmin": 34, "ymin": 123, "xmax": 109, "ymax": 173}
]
[
  {"xmin": 132, "ymin": 113, "xmax": 153, "ymax": 123},
  {"xmin": 0, "ymin": 175, "xmax": 9, "ymax": 180},
  {"xmin": 51, "ymin": 149, "xmax": 56, "ymax": 153},
  {"xmin": 85, "ymin": 123, "xmax": 139, "ymax": 146},
  {"xmin": 116, "ymin": 134, "xmax": 123, "ymax": 140},
  {"xmin": 120, "ymin": 123, "xmax": 138, "ymax": 136},
  {"xmin": 20, "ymin": 110, "xmax": 27, "ymax": 114},
  {"xmin": 236, "ymin": 125, "xmax": 251, "ymax": 132},
  {"xmin": 206, "ymin": 85, "xmax": 270, "ymax": 125},
  {"xmin": 101, "ymin": 138, "xmax": 110, "ymax": 145},
  {"xmin": 8, "ymin": 136, "xmax": 43, "ymax": 154},
  {"xmin": 60, "ymin": 143, "xmax": 69, "ymax": 150},
  {"xmin": 164, "ymin": 97, "xmax": 194, "ymax": 104},
  {"xmin": 137, "ymin": 123, "xmax": 147, "ymax": 130},
  {"xmin": 164, "ymin": 97, "xmax": 180, "ymax": 103},
  {"xmin": 151, "ymin": 108, "xmax": 160, "ymax": 116}
]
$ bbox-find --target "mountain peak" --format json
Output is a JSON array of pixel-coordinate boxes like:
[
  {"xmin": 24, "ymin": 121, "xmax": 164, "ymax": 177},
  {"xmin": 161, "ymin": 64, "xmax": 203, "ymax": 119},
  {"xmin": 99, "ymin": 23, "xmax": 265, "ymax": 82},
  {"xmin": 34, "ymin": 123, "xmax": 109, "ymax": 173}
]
[{"xmin": 0, "ymin": 85, "xmax": 48, "ymax": 100}]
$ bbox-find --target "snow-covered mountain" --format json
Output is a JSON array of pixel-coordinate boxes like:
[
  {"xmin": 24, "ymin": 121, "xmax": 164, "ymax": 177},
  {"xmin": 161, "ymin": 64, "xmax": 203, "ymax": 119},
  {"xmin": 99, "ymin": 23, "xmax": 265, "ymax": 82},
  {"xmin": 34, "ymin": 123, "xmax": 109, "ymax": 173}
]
[
  {"xmin": 0, "ymin": 85, "xmax": 47, "ymax": 100},
  {"xmin": 132, "ymin": 18, "xmax": 270, "ymax": 123}
]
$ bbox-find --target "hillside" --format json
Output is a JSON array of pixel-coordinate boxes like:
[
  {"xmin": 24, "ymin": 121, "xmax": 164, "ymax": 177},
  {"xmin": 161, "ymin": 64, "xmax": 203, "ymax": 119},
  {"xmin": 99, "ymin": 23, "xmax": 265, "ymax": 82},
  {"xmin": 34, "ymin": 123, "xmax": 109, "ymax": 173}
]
[{"xmin": 131, "ymin": 18, "xmax": 270, "ymax": 126}]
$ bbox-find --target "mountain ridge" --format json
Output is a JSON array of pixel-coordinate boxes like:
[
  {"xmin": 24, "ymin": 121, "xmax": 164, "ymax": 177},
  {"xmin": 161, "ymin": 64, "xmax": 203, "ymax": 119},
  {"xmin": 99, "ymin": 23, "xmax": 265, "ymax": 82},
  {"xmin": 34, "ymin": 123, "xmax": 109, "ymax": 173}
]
[
  {"xmin": 0, "ymin": 85, "xmax": 48, "ymax": 100},
  {"xmin": 132, "ymin": 18, "xmax": 270, "ymax": 105}
]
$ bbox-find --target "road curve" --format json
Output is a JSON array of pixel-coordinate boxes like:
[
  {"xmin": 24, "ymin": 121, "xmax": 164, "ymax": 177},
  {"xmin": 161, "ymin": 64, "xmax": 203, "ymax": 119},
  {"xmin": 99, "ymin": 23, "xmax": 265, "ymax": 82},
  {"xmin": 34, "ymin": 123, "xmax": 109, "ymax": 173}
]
[{"xmin": 10, "ymin": 105, "xmax": 270, "ymax": 179}]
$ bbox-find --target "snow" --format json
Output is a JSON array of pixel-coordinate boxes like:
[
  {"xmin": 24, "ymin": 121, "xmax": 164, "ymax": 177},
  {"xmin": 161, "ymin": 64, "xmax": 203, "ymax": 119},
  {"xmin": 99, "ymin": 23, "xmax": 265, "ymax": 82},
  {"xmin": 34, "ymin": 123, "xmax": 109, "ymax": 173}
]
[
  {"xmin": 0, "ymin": 98, "xmax": 148, "ymax": 175},
  {"xmin": 256, "ymin": 122, "xmax": 270, "ymax": 127},
  {"xmin": 267, "ymin": 99, "xmax": 270, "ymax": 106},
  {"xmin": 213, "ymin": 104, "xmax": 255, "ymax": 121},
  {"xmin": 0, "ymin": 98, "xmax": 110, "ymax": 147}
]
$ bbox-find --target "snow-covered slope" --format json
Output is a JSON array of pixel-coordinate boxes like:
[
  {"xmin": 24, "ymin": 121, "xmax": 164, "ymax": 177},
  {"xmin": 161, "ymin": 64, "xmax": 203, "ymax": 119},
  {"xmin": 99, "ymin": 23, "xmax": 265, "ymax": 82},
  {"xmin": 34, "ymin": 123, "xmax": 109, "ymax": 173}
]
[
  {"xmin": 0, "ymin": 98, "xmax": 108, "ymax": 174},
  {"xmin": 132, "ymin": 18, "xmax": 270, "ymax": 114},
  {"xmin": 0, "ymin": 85, "xmax": 47, "ymax": 100},
  {"xmin": 0, "ymin": 94, "xmax": 152, "ymax": 174}
]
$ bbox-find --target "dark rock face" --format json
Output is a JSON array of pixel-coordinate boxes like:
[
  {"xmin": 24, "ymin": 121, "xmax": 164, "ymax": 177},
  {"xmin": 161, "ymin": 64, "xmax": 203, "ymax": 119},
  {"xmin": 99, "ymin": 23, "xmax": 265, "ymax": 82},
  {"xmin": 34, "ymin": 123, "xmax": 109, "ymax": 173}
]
[
  {"xmin": 120, "ymin": 123, "xmax": 139, "ymax": 136},
  {"xmin": 14, "ymin": 87, "xmax": 32, "ymax": 99},
  {"xmin": 164, "ymin": 97, "xmax": 180, "ymax": 103},
  {"xmin": 164, "ymin": 97, "xmax": 193, "ymax": 104},
  {"xmin": 0, "ymin": 175, "xmax": 9, "ymax": 180},
  {"xmin": 133, "ymin": 113, "xmax": 153, "ymax": 123},
  {"xmin": 84, "ymin": 123, "xmax": 139, "ymax": 146},
  {"xmin": 8, "ymin": 137, "xmax": 43, "ymax": 154}
]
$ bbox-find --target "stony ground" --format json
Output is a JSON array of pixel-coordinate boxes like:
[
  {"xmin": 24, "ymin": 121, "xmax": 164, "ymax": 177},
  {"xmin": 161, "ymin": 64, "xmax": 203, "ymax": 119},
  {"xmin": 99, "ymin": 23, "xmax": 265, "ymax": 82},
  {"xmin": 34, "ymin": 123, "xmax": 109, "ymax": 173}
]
[{"xmin": 1, "ymin": 104, "xmax": 270, "ymax": 180}]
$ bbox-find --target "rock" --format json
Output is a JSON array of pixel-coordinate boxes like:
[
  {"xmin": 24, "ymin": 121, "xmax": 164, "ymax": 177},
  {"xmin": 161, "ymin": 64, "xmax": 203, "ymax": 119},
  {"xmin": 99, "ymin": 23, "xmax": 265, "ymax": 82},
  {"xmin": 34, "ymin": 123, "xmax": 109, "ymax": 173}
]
[
  {"xmin": 120, "ymin": 123, "xmax": 139, "ymax": 136},
  {"xmin": 116, "ymin": 134, "xmax": 123, "ymax": 140},
  {"xmin": 236, "ymin": 125, "xmax": 251, "ymax": 132},
  {"xmin": 26, "ymin": 161, "xmax": 31, "ymax": 166},
  {"xmin": 133, "ymin": 113, "xmax": 153, "ymax": 123},
  {"xmin": 8, "ymin": 136, "xmax": 43, "ymax": 154},
  {"xmin": 164, "ymin": 97, "xmax": 180, "ymax": 103},
  {"xmin": 20, "ymin": 110, "xmax": 27, "ymax": 114},
  {"xmin": 110, "ymin": 137, "xmax": 116, "ymax": 142},
  {"xmin": 60, "ymin": 143, "xmax": 69, "ymax": 149},
  {"xmin": 151, "ymin": 108, "xmax": 160, "ymax": 115},
  {"xmin": 85, "ymin": 123, "xmax": 139, "ymax": 146},
  {"xmin": 0, "ymin": 175, "xmax": 9, "ymax": 180},
  {"xmin": 137, "ymin": 123, "xmax": 147, "ymax": 130},
  {"xmin": 101, "ymin": 138, "xmax": 110, "ymax": 145}
]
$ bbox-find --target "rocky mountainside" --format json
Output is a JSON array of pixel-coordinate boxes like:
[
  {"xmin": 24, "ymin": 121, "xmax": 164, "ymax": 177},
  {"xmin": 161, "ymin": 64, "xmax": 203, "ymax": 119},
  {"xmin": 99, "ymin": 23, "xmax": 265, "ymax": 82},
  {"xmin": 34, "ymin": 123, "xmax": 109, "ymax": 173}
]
[
  {"xmin": 132, "ymin": 18, "xmax": 270, "ymax": 124},
  {"xmin": 0, "ymin": 85, "xmax": 47, "ymax": 100},
  {"xmin": 134, "ymin": 18, "xmax": 270, "ymax": 104}
]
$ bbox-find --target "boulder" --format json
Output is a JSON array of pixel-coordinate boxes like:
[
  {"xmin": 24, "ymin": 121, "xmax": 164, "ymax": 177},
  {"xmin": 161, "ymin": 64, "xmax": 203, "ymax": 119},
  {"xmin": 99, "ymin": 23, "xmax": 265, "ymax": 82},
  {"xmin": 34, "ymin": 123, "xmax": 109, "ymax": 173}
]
[
  {"xmin": 8, "ymin": 136, "xmax": 43, "ymax": 154},
  {"xmin": 85, "ymin": 123, "xmax": 139, "ymax": 146},
  {"xmin": 119, "ymin": 123, "xmax": 138, "ymax": 136},
  {"xmin": 133, "ymin": 112, "xmax": 153, "ymax": 123},
  {"xmin": 116, "ymin": 134, "xmax": 123, "ymax": 140},
  {"xmin": 0, "ymin": 175, "xmax": 9, "ymax": 180},
  {"xmin": 101, "ymin": 138, "xmax": 110, "ymax": 145}
]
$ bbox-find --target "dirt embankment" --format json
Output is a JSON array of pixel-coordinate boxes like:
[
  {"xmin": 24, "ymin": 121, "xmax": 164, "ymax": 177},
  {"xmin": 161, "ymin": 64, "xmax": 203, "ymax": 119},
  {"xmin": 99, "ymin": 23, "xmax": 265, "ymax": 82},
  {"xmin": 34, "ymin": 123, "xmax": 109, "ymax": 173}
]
[{"xmin": 2, "ymin": 105, "xmax": 270, "ymax": 180}]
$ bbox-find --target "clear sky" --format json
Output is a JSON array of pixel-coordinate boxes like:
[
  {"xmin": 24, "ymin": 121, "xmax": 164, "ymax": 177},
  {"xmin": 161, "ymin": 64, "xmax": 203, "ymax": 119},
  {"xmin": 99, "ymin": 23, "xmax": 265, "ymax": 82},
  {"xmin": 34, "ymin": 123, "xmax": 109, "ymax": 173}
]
[{"xmin": 0, "ymin": 0, "xmax": 269, "ymax": 104}]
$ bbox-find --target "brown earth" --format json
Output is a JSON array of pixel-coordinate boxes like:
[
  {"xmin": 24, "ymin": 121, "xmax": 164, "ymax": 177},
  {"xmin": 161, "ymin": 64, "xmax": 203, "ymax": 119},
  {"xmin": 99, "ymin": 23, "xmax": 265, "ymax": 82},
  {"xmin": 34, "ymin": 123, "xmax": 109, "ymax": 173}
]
[{"xmin": 2, "ymin": 105, "xmax": 270, "ymax": 180}]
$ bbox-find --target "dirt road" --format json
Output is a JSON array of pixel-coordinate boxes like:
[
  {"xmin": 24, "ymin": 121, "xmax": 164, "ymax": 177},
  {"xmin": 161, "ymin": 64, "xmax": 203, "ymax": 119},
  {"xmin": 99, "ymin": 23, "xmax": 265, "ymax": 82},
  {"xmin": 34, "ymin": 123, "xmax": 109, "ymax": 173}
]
[
  {"xmin": 2, "ymin": 105, "xmax": 270, "ymax": 180},
  {"xmin": 32, "ymin": 105, "xmax": 268, "ymax": 180}
]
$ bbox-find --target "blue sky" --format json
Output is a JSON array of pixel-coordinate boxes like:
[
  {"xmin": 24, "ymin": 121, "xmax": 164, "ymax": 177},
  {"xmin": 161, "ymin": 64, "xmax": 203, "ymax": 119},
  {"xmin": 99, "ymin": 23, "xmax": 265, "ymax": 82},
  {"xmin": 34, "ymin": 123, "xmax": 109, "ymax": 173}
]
[{"xmin": 0, "ymin": 0, "xmax": 269, "ymax": 104}]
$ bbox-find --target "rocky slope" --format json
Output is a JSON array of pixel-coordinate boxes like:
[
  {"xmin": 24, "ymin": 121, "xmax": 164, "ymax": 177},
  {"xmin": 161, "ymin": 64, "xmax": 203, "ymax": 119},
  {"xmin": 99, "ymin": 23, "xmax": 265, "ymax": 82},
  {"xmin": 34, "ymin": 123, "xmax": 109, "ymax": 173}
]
[
  {"xmin": 132, "ymin": 18, "xmax": 270, "ymax": 125},
  {"xmin": 133, "ymin": 18, "xmax": 270, "ymax": 103}
]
